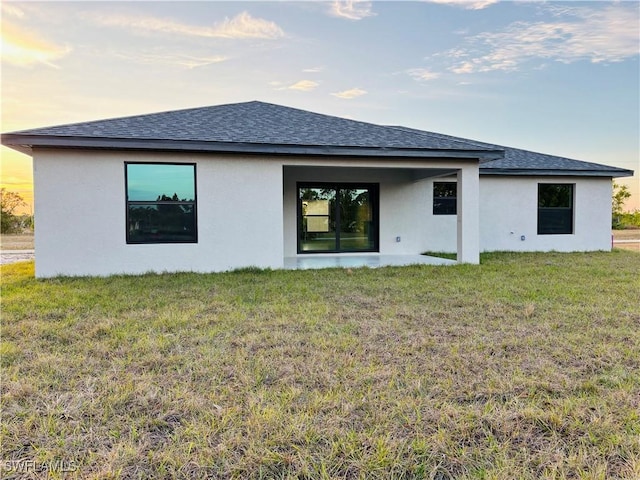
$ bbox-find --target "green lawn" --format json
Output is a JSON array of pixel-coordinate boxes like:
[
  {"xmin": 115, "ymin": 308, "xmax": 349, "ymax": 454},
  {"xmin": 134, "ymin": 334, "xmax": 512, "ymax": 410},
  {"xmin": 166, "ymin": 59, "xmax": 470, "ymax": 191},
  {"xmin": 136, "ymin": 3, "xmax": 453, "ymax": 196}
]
[{"xmin": 1, "ymin": 252, "xmax": 639, "ymax": 479}]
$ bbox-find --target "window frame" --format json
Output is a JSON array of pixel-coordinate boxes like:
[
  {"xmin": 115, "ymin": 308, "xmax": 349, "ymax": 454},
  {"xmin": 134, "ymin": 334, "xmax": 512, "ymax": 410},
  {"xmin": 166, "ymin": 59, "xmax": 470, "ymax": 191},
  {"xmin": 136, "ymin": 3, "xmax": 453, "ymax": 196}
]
[
  {"xmin": 125, "ymin": 162, "xmax": 198, "ymax": 244},
  {"xmin": 297, "ymin": 182, "xmax": 379, "ymax": 254},
  {"xmin": 433, "ymin": 181, "xmax": 457, "ymax": 215},
  {"xmin": 537, "ymin": 183, "xmax": 574, "ymax": 235}
]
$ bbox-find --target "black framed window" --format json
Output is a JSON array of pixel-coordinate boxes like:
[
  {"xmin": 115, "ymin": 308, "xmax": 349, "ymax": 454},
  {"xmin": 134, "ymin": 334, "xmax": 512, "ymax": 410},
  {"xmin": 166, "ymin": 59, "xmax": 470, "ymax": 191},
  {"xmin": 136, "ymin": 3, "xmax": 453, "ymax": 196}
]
[
  {"xmin": 298, "ymin": 183, "xmax": 378, "ymax": 253},
  {"xmin": 433, "ymin": 182, "xmax": 457, "ymax": 215},
  {"xmin": 125, "ymin": 163, "xmax": 197, "ymax": 244},
  {"xmin": 538, "ymin": 184, "xmax": 574, "ymax": 235}
]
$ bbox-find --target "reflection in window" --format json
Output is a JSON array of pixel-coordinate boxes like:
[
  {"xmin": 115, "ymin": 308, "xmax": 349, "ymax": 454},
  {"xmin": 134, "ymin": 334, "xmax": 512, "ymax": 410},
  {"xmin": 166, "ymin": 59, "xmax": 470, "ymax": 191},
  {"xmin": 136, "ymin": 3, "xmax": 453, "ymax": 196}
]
[
  {"xmin": 538, "ymin": 184, "xmax": 574, "ymax": 235},
  {"xmin": 433, "ymin": 182, "xmax": 457, "ymax": 215},
  {"xmin": 125, "ymin": 163, "xmax": 197, "ymax": 243},
  {"xmin": 305, "ymin": 200, "xmax": 330, "ymax": 232},
  {"xmin": 298, "ymin": 184, "xmax": 377, "ymax": 253},
  {"xmin": 300, "ymin": 188, "xmax": 336, "ymax": 251}
]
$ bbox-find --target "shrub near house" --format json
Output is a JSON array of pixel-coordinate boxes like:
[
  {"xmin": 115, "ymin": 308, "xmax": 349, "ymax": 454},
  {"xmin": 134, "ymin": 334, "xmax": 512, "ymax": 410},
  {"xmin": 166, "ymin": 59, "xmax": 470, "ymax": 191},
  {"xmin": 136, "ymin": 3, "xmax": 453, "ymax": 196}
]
[{"xmin": 0, "ymin": 189, "xmax": 31, "ymax": 234}]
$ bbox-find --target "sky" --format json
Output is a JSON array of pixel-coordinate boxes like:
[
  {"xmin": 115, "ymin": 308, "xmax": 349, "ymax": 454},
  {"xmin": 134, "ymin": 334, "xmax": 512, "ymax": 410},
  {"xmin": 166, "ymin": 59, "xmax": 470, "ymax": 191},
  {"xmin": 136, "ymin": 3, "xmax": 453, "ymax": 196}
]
[{"xmin": 1, "ymin": 0, "xmax": 639, "ymax": 214}]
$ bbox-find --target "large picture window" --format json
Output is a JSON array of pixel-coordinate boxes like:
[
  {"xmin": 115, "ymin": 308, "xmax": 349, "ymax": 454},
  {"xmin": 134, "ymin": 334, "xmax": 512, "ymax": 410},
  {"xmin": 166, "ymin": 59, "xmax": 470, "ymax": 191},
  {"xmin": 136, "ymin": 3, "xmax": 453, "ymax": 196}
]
[
  {"xmin": 538, "ymin": 184, "xmax": 574, "ymax": 235},
  {"xmin": 125, "ymin": 163, "xmax": 197, "ymax": 243},
  {"xmin": 433, "ymin": 182, "xmax": 457, "ymax": 215},
  {"xmin": 298, "ymin": 183, "xmax": 378, "ymax": 253}
]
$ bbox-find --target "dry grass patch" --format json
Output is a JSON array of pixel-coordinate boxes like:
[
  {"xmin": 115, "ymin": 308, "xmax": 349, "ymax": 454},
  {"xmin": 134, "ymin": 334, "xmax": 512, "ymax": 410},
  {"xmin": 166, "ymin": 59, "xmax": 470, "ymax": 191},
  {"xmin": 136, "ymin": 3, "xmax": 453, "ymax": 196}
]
[
  {"xmin": 1, "ymin": 251, "xmax": 639, "ymax": 479},
  {"xmin": 612, "ymin": 229, "xmax": 640, "ymax": 241},
  {"xmin": 0, "ymin": 233, "xmax": 34, "ymax": 250}
]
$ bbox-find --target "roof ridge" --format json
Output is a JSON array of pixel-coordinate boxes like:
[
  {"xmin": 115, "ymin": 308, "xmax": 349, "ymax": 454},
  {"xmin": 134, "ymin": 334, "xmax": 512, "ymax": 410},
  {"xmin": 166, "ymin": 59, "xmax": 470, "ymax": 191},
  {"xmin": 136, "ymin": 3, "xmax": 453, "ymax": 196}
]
[
  {"xmin": 7, "ymin": 100, "xmax": 277, "ymax": 135},
  {"xmin": 389, "ymin": 125, "xmax": 633, "ymax": 174},
  {"xmin": 390, "ymin": 126, "xmax": 593, "ymax": 165},
  {"xmin": 387, "ymin": 125, "xmax": 498, "ymax": 151}
]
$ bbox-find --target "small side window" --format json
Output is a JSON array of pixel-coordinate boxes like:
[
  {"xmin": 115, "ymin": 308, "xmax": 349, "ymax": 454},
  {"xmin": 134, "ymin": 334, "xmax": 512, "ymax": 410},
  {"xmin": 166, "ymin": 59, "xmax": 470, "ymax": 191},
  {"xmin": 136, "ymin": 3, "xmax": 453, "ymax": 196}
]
[
  {"xmin": 538, "ymin": 184, "xmax": 574, "ymax": 234},
  {"xmin": 433, "ymin": 182, "xmax": 457, "ymax": 215}
]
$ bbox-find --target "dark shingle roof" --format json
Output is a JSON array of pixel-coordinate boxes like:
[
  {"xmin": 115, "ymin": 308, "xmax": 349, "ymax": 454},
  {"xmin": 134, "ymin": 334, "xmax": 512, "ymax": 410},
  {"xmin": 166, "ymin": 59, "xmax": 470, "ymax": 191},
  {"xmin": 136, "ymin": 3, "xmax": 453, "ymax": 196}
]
[
  {"xmin": 2, "ymin": 100, "xmax": 633, "ymax": 177},
  {"xmin": 391, "ymin": 127, "xmax": 634, "ymax": 177},
  {"xmin": 1, "ymin": 101, "xmax": 499, "ymax": 159}
]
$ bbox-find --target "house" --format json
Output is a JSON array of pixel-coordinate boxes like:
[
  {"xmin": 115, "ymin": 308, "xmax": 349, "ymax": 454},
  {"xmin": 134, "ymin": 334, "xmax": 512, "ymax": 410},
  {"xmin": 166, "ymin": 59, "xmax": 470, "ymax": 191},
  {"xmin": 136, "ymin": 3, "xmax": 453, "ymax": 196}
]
[{"xmin": 1, "ymin": 101, "xmax": 633, "ymax": 278}]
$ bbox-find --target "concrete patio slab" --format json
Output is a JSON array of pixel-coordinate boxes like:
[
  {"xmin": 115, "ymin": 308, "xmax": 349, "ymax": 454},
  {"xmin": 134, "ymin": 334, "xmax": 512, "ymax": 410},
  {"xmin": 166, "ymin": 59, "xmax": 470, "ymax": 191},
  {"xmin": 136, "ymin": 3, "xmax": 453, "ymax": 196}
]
[{"xmin": 283, "ymin": 254, "xmax": 455, "ymax": 270}]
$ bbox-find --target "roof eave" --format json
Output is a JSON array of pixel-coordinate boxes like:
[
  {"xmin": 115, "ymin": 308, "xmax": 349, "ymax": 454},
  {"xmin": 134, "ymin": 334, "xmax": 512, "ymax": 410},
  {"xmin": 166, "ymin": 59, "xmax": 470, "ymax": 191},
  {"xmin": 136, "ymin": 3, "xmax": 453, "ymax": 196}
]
[
  {"xmin": 480, "ymin": 168, "xmax": 635, "ymax": 178},
  {"xmin": 2, "ymin": 133, "xmax": 30, "ymax": 152},
  {"xmin": 1, "ymin": 135, "xmax": 504, "ymax": 160}
]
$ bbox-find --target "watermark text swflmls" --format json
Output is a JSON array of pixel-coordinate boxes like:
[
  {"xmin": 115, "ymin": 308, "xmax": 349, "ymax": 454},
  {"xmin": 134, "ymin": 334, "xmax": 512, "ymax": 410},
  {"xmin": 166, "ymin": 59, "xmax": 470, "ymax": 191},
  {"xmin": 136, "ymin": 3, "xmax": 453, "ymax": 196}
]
[{"xmin": 2, "ymin": 459, "xmax": 78, "ymax": 473}]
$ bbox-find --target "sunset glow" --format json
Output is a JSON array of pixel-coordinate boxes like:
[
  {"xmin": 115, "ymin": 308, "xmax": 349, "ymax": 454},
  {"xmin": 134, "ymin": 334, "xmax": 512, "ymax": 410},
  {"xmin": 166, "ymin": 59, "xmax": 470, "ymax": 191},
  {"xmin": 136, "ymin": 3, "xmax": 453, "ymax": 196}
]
[
  {"xmin": 1, "ymin": 21, "xmax": 70, "ymax": 68},
  {"xmin": 2, "ymin": 1, "xmax": 638, "ymax": 214}
]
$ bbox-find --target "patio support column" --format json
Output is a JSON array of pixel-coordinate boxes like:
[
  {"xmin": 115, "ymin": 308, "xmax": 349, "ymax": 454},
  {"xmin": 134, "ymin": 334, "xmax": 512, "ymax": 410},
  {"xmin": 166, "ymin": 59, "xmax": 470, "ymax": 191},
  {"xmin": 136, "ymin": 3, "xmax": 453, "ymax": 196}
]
[{"xmin": 456, "ymin": 164, "xmax": 480, "ymax": 264}]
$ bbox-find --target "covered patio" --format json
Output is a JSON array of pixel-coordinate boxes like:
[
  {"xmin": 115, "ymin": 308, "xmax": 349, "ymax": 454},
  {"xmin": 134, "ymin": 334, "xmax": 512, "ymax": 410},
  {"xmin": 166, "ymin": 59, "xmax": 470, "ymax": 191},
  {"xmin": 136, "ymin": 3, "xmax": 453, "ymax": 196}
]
[{"xmin": 282, "ymin": 162, "xmax": 483, "ymax": 265}]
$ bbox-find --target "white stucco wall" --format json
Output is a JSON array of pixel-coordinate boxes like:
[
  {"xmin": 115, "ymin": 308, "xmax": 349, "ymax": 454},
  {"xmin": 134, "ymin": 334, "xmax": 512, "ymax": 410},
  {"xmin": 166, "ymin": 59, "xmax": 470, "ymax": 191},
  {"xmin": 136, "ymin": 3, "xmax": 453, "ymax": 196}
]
[
  {"xmin": 423, "ymin": 175, "xmax": 614, "ymax": 253},
  {"xmin": 32, "ymin": 148, "xmax": 612, "ymax": 277},
  {"xmin": 422, "ymin": 176, "xmax": 458, "ymax": 253},
  {"xmin": 33, "ymin": 149, "xmax": 284, "ymax": 277},
  {"xmin": 479, "ymin": 176, "xmax": 612, "ymax": 252}
]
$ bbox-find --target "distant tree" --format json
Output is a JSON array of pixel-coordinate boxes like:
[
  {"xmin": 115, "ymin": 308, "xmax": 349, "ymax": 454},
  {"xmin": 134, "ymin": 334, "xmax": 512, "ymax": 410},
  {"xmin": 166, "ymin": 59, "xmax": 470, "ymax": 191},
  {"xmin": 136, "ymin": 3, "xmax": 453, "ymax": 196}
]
[
  {"xmin": 612, "ymin": 182, "xmax": 631, "ymax": 229},
  {"xmin": 17, "ymin": 214, "xmax": 34, "ymax": 231},
  {"xmin": 1, "ymin": 189, "xmax": 27, "ymax": 233}
]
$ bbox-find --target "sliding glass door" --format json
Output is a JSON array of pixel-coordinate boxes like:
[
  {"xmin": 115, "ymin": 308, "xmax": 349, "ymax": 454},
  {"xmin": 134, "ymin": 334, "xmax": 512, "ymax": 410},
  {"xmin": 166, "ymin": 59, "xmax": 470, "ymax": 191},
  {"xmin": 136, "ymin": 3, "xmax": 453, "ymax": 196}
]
[{"xmin": 298, "ymin": 183, "xmax": 378, "ymax": 253}]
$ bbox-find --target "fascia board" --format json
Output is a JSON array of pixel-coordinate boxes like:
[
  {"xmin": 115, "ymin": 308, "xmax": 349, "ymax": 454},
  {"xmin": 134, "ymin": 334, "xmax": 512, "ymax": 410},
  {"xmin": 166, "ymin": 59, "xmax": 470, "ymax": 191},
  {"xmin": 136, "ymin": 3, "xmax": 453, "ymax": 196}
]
[
  {"xmin": 480, "ymin": 168, "xmax": 634, "ymax": 178},
  {"xmin": 1, "ymin": 134, "xmax": 504, "ymax": 161}
]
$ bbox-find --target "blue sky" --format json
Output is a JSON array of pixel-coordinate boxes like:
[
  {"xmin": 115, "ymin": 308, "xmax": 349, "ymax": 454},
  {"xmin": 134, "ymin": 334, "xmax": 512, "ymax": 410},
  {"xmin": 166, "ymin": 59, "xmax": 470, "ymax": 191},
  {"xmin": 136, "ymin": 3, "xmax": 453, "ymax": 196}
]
[
  {"xmin": 127, "ymin": 163, "xmax": 196, "ymax": 201},
  {"xmin": 2, "ymin": 0, "xmax": 639, "ymax": 211}
]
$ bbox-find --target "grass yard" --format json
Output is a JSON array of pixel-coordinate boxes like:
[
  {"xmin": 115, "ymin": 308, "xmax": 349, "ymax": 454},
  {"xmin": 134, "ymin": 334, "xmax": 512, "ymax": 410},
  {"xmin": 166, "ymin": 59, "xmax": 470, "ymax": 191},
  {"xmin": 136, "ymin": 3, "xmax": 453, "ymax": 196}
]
[{"xmin": 1, "ymin": 252, "xmax": 639, "ymax": 479}]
